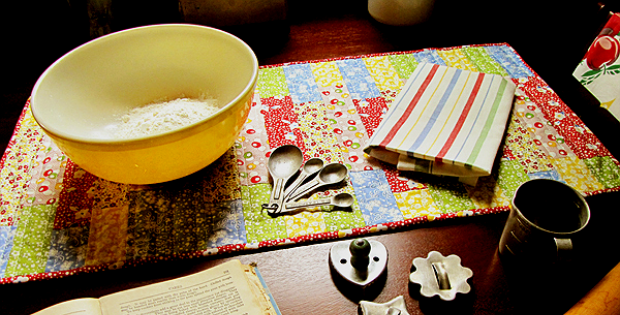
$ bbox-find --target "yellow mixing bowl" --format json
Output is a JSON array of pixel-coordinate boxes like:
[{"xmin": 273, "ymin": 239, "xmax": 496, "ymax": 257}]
[{"xmin": 31, "ymin": 24, "xmax": 258, "ymax": 184}]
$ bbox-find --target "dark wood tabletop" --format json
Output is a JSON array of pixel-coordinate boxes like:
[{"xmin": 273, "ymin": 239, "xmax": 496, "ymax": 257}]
[{"xmin": 2, "ymin": 1, "xmax": 620, "ymax": 314}]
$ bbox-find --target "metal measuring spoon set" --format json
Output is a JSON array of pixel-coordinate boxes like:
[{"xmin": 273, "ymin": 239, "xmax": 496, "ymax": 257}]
[{"xmin": 261, "ymin": 145, "xmax": 352, "ymax": 215}]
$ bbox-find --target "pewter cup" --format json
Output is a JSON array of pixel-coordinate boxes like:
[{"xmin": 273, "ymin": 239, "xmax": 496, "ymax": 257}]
[{"xmin": 499, "ymin": 179, "xmax": 590, "ymax": 264}]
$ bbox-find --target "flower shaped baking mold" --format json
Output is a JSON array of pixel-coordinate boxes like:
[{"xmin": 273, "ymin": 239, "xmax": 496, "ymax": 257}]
[{"xmin": 409, "ymin": 251, "xmax": 473, "ymax": 301}]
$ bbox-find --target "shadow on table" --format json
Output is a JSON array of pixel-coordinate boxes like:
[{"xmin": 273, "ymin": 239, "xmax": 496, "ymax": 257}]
[
  {"xmin": 408, "ymin": 280, "xmax": 476, "ymax": 315},
  {"xmin": 329, "ymin": 263, "xmax": 388, "ymax": 304}
]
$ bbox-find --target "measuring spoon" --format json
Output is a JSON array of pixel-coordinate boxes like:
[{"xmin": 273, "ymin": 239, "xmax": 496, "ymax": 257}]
[
  {"xmin": 262, "ymin": 145, "xmax": 303, "ymax": 211},
  {"xmin": 268, "ymin": 192, "xmax": 354, "ymax": 215},
  {"xmin": 286, "ymin": 163, "xmax": 349, "ymax": 202},
  {"xmin": 283, "ymin": 157, "xmax": 325, "ymax": 200},
  {"xmin": 288, "ymin": 192, "xmax": 354, "ymax": 210}
]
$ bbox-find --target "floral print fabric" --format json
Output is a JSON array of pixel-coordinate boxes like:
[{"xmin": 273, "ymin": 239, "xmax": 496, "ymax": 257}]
[{"xmin": 0, "ymin": 43, "xmax": 619, "ymax": 283}]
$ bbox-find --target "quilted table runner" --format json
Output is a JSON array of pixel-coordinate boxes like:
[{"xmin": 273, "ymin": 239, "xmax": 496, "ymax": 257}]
[{"xmin": 1, "ymin": 43, "xmax": 619, "ymax": 284}]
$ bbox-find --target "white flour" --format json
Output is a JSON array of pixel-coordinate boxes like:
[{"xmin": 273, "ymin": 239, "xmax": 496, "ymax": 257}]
[{"xmin": 115, "ymin": 97, "xmax": 220, "ymax": 139}]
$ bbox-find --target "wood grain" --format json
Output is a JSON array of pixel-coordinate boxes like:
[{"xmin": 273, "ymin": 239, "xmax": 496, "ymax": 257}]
[
  {"xmin": 2, "ymin": 2, "xmax": 620, "ymax": 315},
  {"xmin": 565, "ymin": 262, "xmax": 620, "ymax": 315}
]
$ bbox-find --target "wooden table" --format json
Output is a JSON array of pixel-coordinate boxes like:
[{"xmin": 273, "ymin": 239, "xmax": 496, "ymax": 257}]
[
  {"xmin": 3, "ymin": 194, "xmax": 619, "ymax": 315},
  {"xmin": 2, "ymin": 1, "xmax": 620, "ymax": 314}
]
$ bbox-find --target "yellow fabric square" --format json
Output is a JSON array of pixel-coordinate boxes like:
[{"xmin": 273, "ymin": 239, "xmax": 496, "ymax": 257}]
[
  {"xmin": 363, "ymin": 56, "xmax": 403, "ymax": 92},
  {"xmin": 553, "ymin": 156, "xmax": 605, "ymax": 193},
  {"xmin": 394, "ymin": 189, "xmax": 441, "ymax": 220},
  {"xmin": 310, "ymin": 61, "xmax": 344, "ymax": 88},
  {"xmin": 437, "ymin": 49, "xmax": 478, "ymax": 71},
  {"xmin": 284, "ymin": 211, "xmax": 326, "ymax": 237}
]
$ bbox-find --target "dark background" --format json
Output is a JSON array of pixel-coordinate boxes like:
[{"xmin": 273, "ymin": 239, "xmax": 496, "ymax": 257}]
[
  {"xmin": 2, "ymin": 0, "xmax": 619, "ymax": 157},
  {"xmin": 1, "ymin": 1, "xmax": 620, "ymax": 314}
]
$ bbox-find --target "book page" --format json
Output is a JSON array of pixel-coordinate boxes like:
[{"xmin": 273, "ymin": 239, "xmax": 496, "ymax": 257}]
[
  {"xmin": 32, "ymin": 298, "xmax": 102, "ymax": 315},
  {"xmin": 99, "ymin": 260, "xmax": 273, "ymax": 315}
]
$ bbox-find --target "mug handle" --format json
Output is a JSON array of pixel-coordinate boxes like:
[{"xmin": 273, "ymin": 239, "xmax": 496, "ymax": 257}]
[{"xmin": 554, "ymin": 238, "xmax": 573, "ymax": 260}]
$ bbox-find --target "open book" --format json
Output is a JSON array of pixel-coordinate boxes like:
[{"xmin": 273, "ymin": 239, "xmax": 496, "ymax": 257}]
[{"xmin": 33, "ymin": 260, "xmax": 280, "ymax": 315}]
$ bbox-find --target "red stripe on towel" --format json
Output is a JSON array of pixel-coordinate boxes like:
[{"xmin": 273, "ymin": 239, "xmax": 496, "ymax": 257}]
[
  {"xmin": 379, "ymin": 64, "xmax": 440, "ymax": 148},
  {"xmin": 435, "ymin": 73, "xmax": 486, "ymax": 163}
]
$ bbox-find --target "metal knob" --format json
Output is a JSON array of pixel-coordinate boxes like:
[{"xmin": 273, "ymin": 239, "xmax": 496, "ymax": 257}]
[
  {"xmin": 350, "ymin": 238, "xmax": 371, "ymax": 270},
  {"xmin": 329, "ymin": 238, "xmax": 388, "ymax": 287}
]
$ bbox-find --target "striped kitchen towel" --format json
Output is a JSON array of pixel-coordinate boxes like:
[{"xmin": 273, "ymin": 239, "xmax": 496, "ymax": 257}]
[{"xmin": 364, "ymin": 63, "xmax": 516, "ymax": 179}]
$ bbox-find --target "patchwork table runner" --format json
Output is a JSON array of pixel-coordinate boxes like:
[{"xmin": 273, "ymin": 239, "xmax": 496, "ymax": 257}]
[{"xmin": 1, "ymin": 43, "xmax": 619, "ymax": 284}]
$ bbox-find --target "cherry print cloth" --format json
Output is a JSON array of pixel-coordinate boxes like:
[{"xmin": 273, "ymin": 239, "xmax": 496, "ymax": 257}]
[
  {"xmin": 573, "ymin": 12, "xmax": 620, "ymax": 121},
  {"xmin": 1, "ymin": 43, "xmax": 619, "ymax": 284}
]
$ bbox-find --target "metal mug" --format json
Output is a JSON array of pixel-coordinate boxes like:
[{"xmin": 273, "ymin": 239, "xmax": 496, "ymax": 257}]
[{"xmin": 498, "ymin": 179, "xmax": 590, "ymax": 264}]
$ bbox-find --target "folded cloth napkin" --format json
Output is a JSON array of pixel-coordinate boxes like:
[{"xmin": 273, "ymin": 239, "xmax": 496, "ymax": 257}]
[{"xmin": 364, "ymin": 63, "xmax": 516, "ymax": 179}]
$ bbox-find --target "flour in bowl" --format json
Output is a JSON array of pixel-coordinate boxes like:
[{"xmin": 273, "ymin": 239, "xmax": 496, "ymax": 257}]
[{"xmin": 115, "ymin": 97, "xmax": 220, "ymax": 139}]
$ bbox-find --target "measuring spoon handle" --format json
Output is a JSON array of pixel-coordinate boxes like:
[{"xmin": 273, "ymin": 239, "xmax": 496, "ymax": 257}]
[
  {"xmin": 263, "ymin": 177, "xmax": 287, "ymax": 210},
  {"xmin": 285, "ymin": 198, "xmax": 332, "ymax": 210},
  {"xmin": 284, "ymin": 173, "xmax": 310, "ymax": 200},
  {"xmin": 287, "ymin": 179, "xmax": 321, "ymax": 201}
]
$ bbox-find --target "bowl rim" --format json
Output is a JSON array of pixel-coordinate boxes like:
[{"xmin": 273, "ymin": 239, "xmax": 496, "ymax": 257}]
[{"xmin": 30, "ymin": 23, "xmax": 259, "ymax": 148}]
